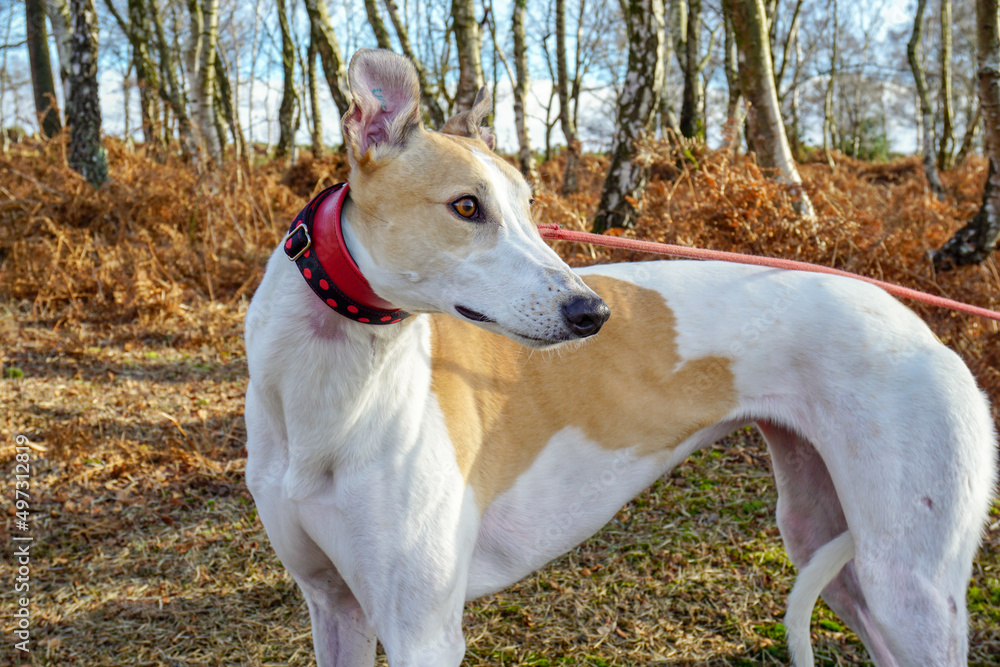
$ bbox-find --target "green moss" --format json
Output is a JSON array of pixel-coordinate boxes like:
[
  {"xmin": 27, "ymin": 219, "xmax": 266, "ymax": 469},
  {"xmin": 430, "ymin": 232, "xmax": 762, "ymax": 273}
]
[
  {"xmin": 818, "ymin": 618, "xmax": 844, "ymax": 632},
  {"xmin": 754, "ymin": 622, "xmax": 786, "ymax": 641}
]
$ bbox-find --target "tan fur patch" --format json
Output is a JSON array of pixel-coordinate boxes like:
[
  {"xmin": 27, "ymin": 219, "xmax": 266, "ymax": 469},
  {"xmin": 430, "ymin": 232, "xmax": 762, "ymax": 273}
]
[{"xmin": 430, "ymin": 275, "xmax": 737, "ymax": 510}]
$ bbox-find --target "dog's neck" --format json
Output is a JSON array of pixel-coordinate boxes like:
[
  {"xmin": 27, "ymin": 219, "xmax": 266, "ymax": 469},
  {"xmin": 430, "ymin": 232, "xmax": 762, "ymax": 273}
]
[
  {"xmin": 339, "ymin": 198, "xmax": 378, "ymax": 288},
  {"xmin": 293, "ymin": 200, "xmax": 415, "ymax": 349}
]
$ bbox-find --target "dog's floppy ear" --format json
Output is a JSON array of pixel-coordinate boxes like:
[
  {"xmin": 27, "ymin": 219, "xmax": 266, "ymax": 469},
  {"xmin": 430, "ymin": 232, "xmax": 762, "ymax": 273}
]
[
  {"xmin": 441, "ymin": 86, "xmax": 497, "ymax": 151},
  {"xmin": 342, "ymin": 49, "xmax": 422, "ymax": 169}
]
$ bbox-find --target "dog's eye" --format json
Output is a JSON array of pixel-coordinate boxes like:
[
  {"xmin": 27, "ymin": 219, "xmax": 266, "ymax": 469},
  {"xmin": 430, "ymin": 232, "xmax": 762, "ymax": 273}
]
[{"xmin": 452, "ymin": 197, "xmax": 479, "ymax": 220}]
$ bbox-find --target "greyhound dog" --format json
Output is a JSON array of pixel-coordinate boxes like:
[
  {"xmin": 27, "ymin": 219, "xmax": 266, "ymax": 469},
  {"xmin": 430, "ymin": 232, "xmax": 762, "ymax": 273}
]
[{"xmin": 244, "ymin": 49, "xmax": 997, "ymax": 666}]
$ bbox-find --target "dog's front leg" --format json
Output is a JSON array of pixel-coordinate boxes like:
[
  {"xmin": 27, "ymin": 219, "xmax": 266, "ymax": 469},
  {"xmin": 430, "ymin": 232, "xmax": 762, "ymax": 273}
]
[
  {"xmin": 294, "ymin": 473, "xmax": 475, "ymax": 667},
  {"xmin": 297, "ymin": 574, "xmax": 377, "ymax": 667}
]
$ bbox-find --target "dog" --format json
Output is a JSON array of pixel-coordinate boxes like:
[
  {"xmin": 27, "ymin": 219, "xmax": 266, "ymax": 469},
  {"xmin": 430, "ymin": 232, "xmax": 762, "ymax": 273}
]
[{"xmin": 243, "ymin": 48, "xmax": 997, "ymax": 666}]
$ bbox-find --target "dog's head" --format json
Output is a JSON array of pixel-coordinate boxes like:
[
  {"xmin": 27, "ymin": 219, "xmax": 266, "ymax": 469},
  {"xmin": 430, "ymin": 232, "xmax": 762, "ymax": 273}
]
[{"xmin": 339, "ymin": 49, "xmax": 608, "ymax": 348}]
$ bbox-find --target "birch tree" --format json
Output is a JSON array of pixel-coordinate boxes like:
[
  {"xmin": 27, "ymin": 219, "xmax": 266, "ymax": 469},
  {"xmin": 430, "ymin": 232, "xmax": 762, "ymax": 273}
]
[
  {"xmin": 26, "ymin": 0, "xmax": 62, "ymax": 137},
  {"xmin": 724, "ymin": 0, "xmax": 814, "ymax": 219},
  {"xmin": 196, "ymin": 0, "xmax": 221, "ymax": 163},
  {"xmin": 908, "ymin": 0, "xmax": 946, "ymax": 198},
  {"xmin": 932, "ymin": 0, "xmax": 1000, "ymax": 268},
  {"xmin": 184, "ymin": 0, "xmax": 222, "ymax": 163},
  {"xmin": 592, "ymin": 0, "xmax": 664, "ymax": 233},
  {"xmin": 452, "ymin": 0, "xmax": 484, "ymax": 111},
  {"xmin": 512, "ymin": 0, "xmax": 535, "ymax": 180},
  {"xmin": 68, "ymin": 0, "xmax": 107, "ymax": 187},
  {"xmin": 483, "ymin": 0, "xmax": 535, "ymax": 179},
  {"xmin": 556, "ymin": 0, "xmax": 579, "ymax": 193},
  {"xmin": 43, "ymin": 0, "xmax": 72, "ymax": 107}
]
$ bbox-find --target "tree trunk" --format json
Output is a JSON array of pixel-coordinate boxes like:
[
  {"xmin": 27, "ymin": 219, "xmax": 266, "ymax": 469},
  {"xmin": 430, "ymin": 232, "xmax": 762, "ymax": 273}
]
[
  {"xmin": 275, "ymin": 0, "xmax": 296, "ymax": 159},
  {"xmin": 679, "ymin": 0, "xmax": 703, "ymax": 138},
  {"xmin": 938, "ymin": 0, "xmax": 954, "ymax": 170},
  {"xmin": 26, "ymin": 0, "xmax": 62, "ymax": 137},
  {"xmin": 149, "ymin": 0, "xmax": 197, "ymax": 159},
  {"xmin": 303, "ymin": 0, "xmax": 350, "ymax": 116},
  {"xmin": 822, "ymin": 0, "xmax": 838, "ymax": 168},
  {"xmin": 556, "ymin": 0, "xmax": 579, "ymax": 194},
  {"xmin": 908, "ymin": 0, "xmax": 946, "ymax": 198},
  {"xmin": 43, "ymin": 0, "xmax": 72, "ymax": 109},
  {"xmin": 363, "ymin": 0, "xmax": 393, "ymax": 50},
  {"xmin": 127, "ymin": 0, "xmax": 158, "ymax": 148},
  {"xmin": 512, "ymin": 0, "xmax": 536, "ymax": 180},
  {"xmin": 955, "ymin": 102, "xmax": 981, "ymax": 166},
  {"xmin": 725, "ymin": 0, "xmax": 814, "ymax": 219},
  {"xmin": 383, "ymin": 0, "xmax": 445, "ymax": 128},
  {"xmin": 105, "ymin": 0, "xmax": 162, "ymax": 150},
  {"xmin": 67, "ymin": 0, "xmax": 107, "ymax": 187},
  {"xmin": 452, "ymin": 0, "xmax": 484, "ymax": 112},
  {"xmin": 772, "ymin": 0, "xmax": 803, "ymax": 105},
  {"xmin": 932, "ymin": 0, "xmax": 1000, "ymax": 268},
  {"xmin": 723, "ymin": 11, "xmax": 741, "ymax": 151},
  {"xmin": 570, "ymin": 0, "xmax": 587, "ymax": 155},
  {"xmin": 592, "ymin": 0, "xmax": 664, "ymax": 233},
  {"xmin": 788, "ymin": 26, "xmax": 802, "ymax": 157},
  {"xmin": 188, "ymin": 0, "xmax": 221, "ymax": 164},
  {"xmin": 658, "ymin": 0, "xmax": 678, "ymax": 136},
  {"xmin": 308, "ymin": 31, "xmax": 324, "ymax": 157},
  {"xmin": 212, "ymin": 77, "xmax": 228, "ymax": 154},
  {"xmin": 1, "ymin": 16, "xmax": 11, "ymax": 153},
  {"xmin": 214, "ymin": 51, "xmax": 245, "ymax": 162}
]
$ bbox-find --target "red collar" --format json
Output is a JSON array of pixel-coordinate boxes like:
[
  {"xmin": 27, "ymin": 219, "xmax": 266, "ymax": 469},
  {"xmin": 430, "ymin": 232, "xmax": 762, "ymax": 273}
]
[{"xmin": 283, "ymin": 183, "xmax": 409, "ymax": 325}]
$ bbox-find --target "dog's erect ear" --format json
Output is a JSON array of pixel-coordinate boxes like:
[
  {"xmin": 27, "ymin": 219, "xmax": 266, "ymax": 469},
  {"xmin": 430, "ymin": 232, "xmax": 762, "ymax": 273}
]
[
  {"xmin": 342, "ymin": 49, "xmax": 422, "ymax": 168},
  {"xmin": 441, "ymin": 86, "xmax": 497, "ymax": 151}
]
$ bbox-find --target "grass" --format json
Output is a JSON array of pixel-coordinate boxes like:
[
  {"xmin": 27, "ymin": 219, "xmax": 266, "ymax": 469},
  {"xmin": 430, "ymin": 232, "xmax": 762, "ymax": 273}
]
[{"xmin": 1, "ymin": 137, "xmax": 999, "ymax": 665}]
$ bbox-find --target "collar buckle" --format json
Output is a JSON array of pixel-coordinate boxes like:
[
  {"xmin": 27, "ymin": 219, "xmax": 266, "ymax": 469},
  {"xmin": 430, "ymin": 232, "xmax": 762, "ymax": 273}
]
[{"xmin": 284, "ymin": 222, "xmax": 311, "ymax": 261}]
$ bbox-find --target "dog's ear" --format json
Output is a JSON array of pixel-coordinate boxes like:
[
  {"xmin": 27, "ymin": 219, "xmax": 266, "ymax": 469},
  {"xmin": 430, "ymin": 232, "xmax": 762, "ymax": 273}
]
[
  {"xmin": 441, "ymin": 86, "xmax": 497, "ymax": 151},
  {"xmin": 343, "ymin": 49, "xmax": 422, "ymax": 169}
]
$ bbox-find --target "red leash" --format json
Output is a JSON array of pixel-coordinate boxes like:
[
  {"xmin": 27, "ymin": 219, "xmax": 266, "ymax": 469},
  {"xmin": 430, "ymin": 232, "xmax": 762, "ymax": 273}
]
[{"xmin": 537, "ymin": 224, "xmax": 1000, "ymax": 323}]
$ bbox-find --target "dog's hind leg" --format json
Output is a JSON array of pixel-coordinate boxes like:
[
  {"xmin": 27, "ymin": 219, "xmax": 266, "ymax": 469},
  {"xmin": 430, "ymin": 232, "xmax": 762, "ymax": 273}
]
[{"xmin": 759, "ymin": 421, "xmax": 900, "ymax": 667}]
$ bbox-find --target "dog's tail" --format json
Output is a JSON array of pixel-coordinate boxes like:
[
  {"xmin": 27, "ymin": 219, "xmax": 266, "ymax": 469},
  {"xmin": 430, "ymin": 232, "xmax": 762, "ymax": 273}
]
[{"xmin": 784, "ymin": 530, "xmax": 855, "ymax": 667}]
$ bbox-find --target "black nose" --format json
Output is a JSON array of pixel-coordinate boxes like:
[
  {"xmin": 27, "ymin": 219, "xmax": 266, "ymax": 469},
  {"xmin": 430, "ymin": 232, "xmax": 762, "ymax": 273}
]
[{"xmin": 562, "ymin": 294, "xmax": 610, "ymax": 338}]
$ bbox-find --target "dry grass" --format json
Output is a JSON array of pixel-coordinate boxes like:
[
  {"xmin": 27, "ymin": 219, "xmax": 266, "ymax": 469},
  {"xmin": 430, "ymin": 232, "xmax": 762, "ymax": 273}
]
[{"xmin": 1, "ymin": 138, "xmax": 998, "ymax": 666}]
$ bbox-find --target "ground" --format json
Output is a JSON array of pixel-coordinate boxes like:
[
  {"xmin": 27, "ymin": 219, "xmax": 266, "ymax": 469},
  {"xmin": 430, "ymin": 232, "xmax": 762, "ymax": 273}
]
[{"xmin": 1, "ymin": 140, "xmax": 998, "ymax": 665}]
